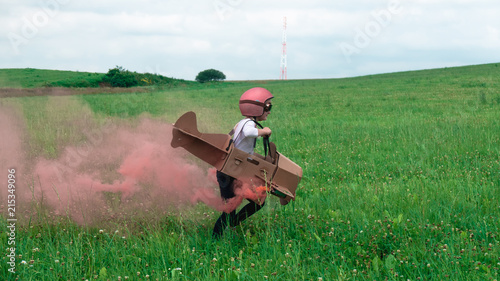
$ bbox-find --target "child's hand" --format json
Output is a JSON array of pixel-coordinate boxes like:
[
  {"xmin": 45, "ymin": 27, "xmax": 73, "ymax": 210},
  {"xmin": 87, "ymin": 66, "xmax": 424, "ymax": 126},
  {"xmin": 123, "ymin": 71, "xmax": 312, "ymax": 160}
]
[{"xmin": 259, "ymin": 127, "xmax": 272, "ymax": 136}]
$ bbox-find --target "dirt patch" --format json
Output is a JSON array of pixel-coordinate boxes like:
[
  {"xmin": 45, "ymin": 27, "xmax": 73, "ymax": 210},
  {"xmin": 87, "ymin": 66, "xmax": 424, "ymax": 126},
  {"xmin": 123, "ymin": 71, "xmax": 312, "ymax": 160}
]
[{"xmin": 0, "ymin": 87, "xmax": 148, "ymax": 98}]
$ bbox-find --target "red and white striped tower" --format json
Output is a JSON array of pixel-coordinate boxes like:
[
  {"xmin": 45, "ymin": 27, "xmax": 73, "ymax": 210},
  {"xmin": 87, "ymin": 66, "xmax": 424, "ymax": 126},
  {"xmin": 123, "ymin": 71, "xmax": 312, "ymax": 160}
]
[{"xmin": 280, "ymin": 16, "xmax": 287, "ymax": 80}]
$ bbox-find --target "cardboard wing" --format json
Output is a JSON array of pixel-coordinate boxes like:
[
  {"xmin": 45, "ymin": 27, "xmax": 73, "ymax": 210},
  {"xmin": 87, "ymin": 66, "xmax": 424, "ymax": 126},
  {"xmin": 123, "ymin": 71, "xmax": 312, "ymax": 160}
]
[{"xmin": 171, "ymin": 111, "xmax": 302, "ymax": 199}]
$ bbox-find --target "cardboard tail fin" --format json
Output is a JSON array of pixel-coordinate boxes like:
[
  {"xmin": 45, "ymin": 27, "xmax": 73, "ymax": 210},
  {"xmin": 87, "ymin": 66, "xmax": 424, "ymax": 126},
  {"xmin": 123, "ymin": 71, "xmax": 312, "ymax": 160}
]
[
  {"xmin": 171, "ymin": 111, "xmax": 201, "ymax": 148},
  {"xmin": 171, "ymin": 111, "xmax": 231, "ymax": 170}
]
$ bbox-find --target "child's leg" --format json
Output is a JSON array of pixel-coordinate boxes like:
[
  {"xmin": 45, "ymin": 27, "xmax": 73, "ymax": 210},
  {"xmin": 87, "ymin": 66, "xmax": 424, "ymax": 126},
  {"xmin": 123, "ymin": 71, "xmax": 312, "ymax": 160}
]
[
  {"xmin": 213, "ymin": 171, "xmax": 237, "ymax": 238},
  {"xmin": 212, "ymin": 210, "xmax": 236, "ymax": 238},
  {"xmin": 231, "ymin": 200, "xmax": 265, "ymax": 227}
]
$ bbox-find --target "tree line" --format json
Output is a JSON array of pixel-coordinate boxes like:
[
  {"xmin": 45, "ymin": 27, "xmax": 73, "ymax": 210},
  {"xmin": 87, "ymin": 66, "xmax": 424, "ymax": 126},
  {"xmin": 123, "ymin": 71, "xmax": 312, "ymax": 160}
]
[{"xmin": 44, "ymin": 67, "xmax": 226, "ymax": 88}]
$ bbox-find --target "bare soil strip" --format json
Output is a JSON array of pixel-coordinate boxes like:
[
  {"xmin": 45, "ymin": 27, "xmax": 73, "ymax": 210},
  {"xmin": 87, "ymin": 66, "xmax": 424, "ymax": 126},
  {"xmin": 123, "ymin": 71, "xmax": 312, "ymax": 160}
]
[{"xmin": 0, "ymin": 87, "xmax": 148, "ymax": 98}]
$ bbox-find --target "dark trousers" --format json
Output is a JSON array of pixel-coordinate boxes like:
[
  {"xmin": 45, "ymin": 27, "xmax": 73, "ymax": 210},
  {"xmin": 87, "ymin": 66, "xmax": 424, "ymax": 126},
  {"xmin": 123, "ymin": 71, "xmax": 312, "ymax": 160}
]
[{"xmin": 212, "ymin": 171, "xmax": 265, "ymax": 238}]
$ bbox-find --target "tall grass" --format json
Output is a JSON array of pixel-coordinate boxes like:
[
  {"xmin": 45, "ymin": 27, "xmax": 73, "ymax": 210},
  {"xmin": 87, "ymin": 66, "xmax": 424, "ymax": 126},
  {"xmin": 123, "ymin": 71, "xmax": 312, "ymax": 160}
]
[{"xmin": 1, "ymin": 63, "xmax": 500, "ymax": 280}]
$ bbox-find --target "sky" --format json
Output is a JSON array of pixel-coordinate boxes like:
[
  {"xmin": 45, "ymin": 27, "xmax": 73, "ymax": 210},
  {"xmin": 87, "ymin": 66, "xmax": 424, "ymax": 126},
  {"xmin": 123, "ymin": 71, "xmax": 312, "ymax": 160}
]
[{"xmin": 1, "ymin": 0, "xmax": 499, "ymax": 81}]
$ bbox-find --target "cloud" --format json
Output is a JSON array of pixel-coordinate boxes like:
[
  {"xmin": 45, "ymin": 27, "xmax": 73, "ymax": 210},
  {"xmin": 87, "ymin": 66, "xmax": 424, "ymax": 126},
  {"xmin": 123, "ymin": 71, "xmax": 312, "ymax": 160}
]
[{"xmin": 1, "ymin": 0, "xmax": 499, "ymax": 80}]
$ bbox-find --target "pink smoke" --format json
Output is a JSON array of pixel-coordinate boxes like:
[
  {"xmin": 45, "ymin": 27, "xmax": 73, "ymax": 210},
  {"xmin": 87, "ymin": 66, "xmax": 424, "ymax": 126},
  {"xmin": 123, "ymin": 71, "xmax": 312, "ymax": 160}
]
[
  {"xmin": 191, "ymin": 177, "xmax": 268, "ymax": 213},
  {"xmin": 1, "ymin": 107, "xmax": 267, "ymax": 226},
  {"xmin": 30, "ymin": 118, "xmax": 215, "ymax": 224},
  {"xmin": 0, "ymin": 105, "xmax": 27, "ymax": 220}
]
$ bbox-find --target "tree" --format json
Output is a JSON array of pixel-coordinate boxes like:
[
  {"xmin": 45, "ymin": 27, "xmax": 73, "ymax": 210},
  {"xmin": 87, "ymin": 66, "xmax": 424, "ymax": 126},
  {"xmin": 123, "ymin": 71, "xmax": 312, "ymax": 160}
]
[
  {"xmin": 195, "ymin": 69, "xmax": 226, "ymax": 83},
  {"xmin": 101, "ymin": 66, "xmax": 138, "ymax": 87}
]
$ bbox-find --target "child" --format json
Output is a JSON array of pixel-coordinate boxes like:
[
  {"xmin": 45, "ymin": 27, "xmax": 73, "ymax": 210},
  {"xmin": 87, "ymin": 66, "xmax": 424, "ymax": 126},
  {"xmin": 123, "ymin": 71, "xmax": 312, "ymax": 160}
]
[{"xmin": 212, "ymin": 87, "xmax": 274, "ymax": 239}]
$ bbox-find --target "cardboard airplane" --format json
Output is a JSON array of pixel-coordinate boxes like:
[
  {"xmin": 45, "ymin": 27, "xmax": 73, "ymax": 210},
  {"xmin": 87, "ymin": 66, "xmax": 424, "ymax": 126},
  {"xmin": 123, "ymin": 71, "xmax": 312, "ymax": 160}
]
[{"xmin": 171, "ymin": 111, "xmax": 302, "ymax": 202}]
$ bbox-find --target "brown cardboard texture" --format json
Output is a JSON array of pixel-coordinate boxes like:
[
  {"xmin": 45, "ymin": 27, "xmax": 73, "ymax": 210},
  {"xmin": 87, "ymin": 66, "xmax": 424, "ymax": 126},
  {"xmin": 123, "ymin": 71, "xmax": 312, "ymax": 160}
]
[{"xmin": 171, "ymin": 111, "xmax": 302, "ymax": 200}]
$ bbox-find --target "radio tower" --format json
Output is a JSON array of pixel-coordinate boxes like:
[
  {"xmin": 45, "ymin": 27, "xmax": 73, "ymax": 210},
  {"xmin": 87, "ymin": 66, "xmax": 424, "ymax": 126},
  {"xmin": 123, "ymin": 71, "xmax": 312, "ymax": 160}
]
[{"xmin": 280, "ymin": 16, "xmax": 287, "ymax": 80}]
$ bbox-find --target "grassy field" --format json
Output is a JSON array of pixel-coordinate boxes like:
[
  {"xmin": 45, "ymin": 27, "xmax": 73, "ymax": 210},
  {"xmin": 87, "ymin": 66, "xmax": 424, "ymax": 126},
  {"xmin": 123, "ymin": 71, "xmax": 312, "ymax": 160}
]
[
  {"xmin": 0, "ymin": 68, "xmax": 105, "ymax": 88},
  {"xmin": 1, "ymin": 63, "xmax": 500, "ymax": 280}
]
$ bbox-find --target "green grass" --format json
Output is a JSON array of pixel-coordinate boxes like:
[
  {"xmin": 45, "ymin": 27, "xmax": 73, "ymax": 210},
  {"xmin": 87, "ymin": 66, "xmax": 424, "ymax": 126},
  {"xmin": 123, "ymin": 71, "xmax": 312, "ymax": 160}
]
[
  {"xmin": 0, "ymin": 68, "xmax": 105, "ymax": 88},
  {"xmin": 1, "ymin": 63, "xmax": 500, "ymax": 280}
]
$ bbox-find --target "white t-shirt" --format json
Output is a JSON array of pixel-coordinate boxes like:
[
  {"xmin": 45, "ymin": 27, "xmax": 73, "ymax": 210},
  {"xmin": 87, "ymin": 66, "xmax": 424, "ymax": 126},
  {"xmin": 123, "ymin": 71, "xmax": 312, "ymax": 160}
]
[{"xmin": 233, "ymin": 118, "xmax": 259, "ymax": 154}]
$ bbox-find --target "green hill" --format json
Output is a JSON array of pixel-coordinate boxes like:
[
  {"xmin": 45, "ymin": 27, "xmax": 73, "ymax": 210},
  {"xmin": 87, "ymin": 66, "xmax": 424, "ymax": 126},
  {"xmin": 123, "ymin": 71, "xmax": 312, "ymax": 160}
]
[
  {"xmin": 0, "ymin": 67, "xmax": 190, "ymax": 89},
  {"xmin": 0, "ymin": 68, "xmax": 104, "ymax": 88},
  {"xmin": 1, "ymin": 63, "xmax": 499, "ymax": 90}
]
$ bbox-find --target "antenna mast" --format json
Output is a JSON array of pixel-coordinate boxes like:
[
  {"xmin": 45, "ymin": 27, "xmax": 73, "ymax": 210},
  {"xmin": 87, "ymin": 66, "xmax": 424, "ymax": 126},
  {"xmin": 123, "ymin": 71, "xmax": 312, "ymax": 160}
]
[{"xmin": 280, "ymin": 16, "xmax": 287, "ymax": 80}]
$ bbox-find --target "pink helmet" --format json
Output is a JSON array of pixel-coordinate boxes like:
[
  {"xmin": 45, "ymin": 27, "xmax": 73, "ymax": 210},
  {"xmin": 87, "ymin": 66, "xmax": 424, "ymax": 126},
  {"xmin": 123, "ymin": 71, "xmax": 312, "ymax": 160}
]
[{"xmin": 239, "ymin": 87, "xmax": 274, "ymax": 117}]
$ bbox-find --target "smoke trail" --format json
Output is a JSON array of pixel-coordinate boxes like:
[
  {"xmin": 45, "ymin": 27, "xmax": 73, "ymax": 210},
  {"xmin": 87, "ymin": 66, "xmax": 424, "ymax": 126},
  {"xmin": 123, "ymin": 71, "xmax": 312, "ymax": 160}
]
[
  {"xmin": 30, "ymin": 118, "xmax": 220, "ymax": 225},
  {"xmin": 191, "ymin": 177, "xmax": 268, "ymax": 213},
  {"xmin": 1, "ymin": 104, "xmax": 267, "ymax": 226}
]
